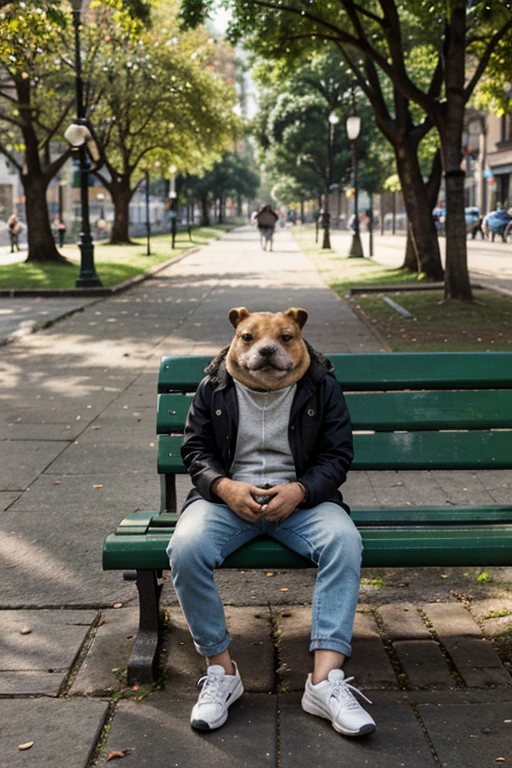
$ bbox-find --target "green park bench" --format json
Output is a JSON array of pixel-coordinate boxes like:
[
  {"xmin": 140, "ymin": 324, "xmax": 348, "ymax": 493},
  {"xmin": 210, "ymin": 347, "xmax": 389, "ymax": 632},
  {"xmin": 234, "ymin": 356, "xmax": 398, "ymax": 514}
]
[{"xmin": 103, "ymin": 352, "xmax": 512, "ymax": 685}]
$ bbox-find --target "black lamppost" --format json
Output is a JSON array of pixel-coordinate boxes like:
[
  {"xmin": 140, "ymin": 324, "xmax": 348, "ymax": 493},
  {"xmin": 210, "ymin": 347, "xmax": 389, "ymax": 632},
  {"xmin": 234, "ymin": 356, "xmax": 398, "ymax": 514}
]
[
  {"xmin": 145, "ymin": 170, "xmax": 151, "ymax": 256},
  {"xmin": 346, "ymin": 112, "xmax": 364, "ymax": 258},
  {"xmin": 96, "ymin": 193, "xmax": 105, "ymax": 220},
  {"xmin": 64, "ymin": 0, "xmax": 101, "ymax": 287},
  {"xmin": 322, "ymin": 112, "xmax": 340, "ymax": 249},
  {"xmin": 169, "ymin": 164, "xmax": 177, "ymax": 249}
]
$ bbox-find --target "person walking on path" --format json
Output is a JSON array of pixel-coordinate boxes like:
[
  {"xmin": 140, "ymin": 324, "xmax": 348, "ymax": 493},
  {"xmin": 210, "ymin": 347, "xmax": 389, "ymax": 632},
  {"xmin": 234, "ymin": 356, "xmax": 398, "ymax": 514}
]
[
  {"xmin": 7, "ymin": 213, "xmax": 21, "ymax": 252},
  {"xmin": 254, "ymin": 204, "xmax": 279, "ymax": 251},
  {"xmin": 167, "ymin": 305, "xmax": 376, "ymax": 738},
  {"xmin": 51, "ymin": 215, "xmax": 67, "ymax": 247}
]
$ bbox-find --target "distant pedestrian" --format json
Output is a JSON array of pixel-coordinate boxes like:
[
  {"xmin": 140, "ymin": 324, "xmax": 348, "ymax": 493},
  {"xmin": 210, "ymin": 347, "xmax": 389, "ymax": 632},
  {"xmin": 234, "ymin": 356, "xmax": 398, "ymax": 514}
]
[
  {"xmin": 52, "ymin": 215, "xmax": 67, "ymax": 247},
  {"xmin": 7, "ymin": 214, "xmax": 21, "ymax": 252},
  {"xmin": 470, "ymin": 217, "xmax": 485, "ymax": 240},
  {"xmin": 254, "ymin": 204, "xmax": 279, "ymax": 251}
]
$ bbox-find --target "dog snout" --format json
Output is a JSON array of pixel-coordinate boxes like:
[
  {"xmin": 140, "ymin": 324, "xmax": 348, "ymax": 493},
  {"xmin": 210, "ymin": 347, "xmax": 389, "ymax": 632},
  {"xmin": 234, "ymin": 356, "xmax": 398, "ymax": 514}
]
[{"xmin": 258, "ymin": 345, "xmax": 278, "ymax": 358}]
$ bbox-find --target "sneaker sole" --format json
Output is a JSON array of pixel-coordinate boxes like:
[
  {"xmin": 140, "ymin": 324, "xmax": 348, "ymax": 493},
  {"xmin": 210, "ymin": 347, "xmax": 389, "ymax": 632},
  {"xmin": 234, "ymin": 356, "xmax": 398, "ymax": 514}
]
[
  {"xmin": 301, "ymin": 693, "xmax": 376, "ymax": 737},
  {"xmin": 191, "ymin": 682, "xmax": 244, "ymax": 731}
]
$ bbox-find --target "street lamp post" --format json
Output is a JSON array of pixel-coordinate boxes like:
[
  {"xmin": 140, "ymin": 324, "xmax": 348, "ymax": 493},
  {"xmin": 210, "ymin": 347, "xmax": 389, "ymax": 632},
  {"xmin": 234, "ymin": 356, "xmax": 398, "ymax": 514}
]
[
  {"xmin": 145, "ymin": 170, "xmax": 151, "ymax": 256},
  {"xmin": 169, "ymin": 165, "xmax": 177, "ymax": 249},
  {"xmin": 322, "ymin": 112, "xmax": 340, "ymax": 249},
  {"xmin": 346, "ymin": 113, "xmax": 364, "ymax": 258},
  {"xmin": 96, "ymin": 193, "xmax": 105, "ymax": 220},
  {"xmin": 65, "ymin": 0, "xmax": 101, "ymax": 287}
]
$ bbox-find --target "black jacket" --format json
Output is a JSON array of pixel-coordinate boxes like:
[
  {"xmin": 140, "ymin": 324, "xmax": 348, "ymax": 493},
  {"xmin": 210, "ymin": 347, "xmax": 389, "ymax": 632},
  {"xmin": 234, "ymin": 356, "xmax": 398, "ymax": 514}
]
[{"xmin": 180, "ymin": 342, "xmax": 354, "ymax": 512}]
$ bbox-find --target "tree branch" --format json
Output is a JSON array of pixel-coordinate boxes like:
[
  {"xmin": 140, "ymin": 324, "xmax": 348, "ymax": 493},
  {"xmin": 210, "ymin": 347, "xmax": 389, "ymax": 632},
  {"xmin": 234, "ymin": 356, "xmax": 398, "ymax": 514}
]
[{"xmin": 465, "ymin": 18, "xmax": 512, "ymax": 101}]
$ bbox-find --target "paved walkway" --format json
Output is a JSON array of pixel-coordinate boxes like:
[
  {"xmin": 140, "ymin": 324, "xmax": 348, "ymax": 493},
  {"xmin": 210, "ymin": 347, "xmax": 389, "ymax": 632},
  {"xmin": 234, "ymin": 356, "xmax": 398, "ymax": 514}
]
[{"xmin": 1, "ymin": 227, "xmax": 511, "ymax": 767}]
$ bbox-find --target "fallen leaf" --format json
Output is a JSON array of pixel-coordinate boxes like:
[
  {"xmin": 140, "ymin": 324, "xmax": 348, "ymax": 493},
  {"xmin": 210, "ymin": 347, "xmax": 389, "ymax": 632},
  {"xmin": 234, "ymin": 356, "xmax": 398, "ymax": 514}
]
[
  {"xmin": 18, "ymin": 742, "xmax": 34, "ymax": 751},
  {"xmin": 107, "ymin": 750, "xmax": 128, "ymax": 761}
]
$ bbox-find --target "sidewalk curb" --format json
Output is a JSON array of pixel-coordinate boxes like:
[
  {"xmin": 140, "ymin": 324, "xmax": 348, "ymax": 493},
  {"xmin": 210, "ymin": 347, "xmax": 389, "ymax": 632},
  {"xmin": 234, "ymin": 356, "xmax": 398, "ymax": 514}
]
[{"xmin": 0, "ymin": 246, "xmax": 199, "ymax": 299}]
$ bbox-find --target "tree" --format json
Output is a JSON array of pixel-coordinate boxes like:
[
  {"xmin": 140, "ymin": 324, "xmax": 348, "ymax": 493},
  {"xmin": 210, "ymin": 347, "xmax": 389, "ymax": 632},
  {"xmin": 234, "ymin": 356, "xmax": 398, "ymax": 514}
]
[
  {"xmin": 187, "ymin": 150, "xmax": 259, "ymax": 224},
  {"xmin": 253, "ymin": 53, "xmax": 387, "ymax": 231},
  {"xmin": 181, "ymin": 0, "xmax": 512, "ymax": 300},
  {"xmin": 84, "ymin": 2, "xmax": 239, "ymax": 243},
  {"xmin": 0, "ymin": 2, "xmax": 73, "ymax": 262}
]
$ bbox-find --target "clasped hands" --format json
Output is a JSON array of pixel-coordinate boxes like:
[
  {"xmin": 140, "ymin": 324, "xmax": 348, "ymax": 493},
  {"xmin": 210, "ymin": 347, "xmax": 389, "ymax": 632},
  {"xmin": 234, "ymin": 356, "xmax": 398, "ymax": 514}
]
[{"xmin": 212, "ymin": 477, "xmax": 304, "ymax": 524}]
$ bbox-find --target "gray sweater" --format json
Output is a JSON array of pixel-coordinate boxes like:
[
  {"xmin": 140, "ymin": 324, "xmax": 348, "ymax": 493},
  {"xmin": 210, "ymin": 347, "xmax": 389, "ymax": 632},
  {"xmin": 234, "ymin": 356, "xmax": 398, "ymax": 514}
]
[{"xmin": 230, "ymin": 380, "xmax": 297, "ymax": 487}]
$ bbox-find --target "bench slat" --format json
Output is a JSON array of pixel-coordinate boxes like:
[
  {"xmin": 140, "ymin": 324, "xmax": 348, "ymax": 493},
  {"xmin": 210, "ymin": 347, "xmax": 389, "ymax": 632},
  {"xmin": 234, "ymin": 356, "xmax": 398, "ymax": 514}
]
[
  {"xmin": 352, "ymin": 430, "xmax": 512, "ymax": 470},
  {"xmin": 157, "ymin": 429, "xmax": 512, "ymax": 474},
  {"xmin": 159, "ymin": 353, "xmax": 512, "ymax": 393},
  {"xmin": 103, "ymin": 525, "xmax": 512, "ymax": 570},
  {"xmin": 157, "ymin": 390, "xmax": 512, "ymax": 434}
]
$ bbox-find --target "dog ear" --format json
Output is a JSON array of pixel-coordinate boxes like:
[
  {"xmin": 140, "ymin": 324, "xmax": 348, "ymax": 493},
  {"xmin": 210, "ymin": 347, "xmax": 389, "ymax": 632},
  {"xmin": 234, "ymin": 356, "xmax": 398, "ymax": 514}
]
[
  {"xmin": 228, "ymin": 307, "xmax": 251, "ymax": 328},
  {"xmin": 284, "ymin": 308, "xmax": 308, "ymax": 329}
]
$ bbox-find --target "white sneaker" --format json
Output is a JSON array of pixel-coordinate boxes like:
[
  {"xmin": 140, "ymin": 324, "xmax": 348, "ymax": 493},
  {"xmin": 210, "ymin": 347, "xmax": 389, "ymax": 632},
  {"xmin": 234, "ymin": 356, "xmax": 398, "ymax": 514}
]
[
  {"xmin": 190, "ymin": 662, "xmax": 244, "ymax": 731},
  {"xmin": 301, "ymin": 669, "xmax": 376, "ymax": 737}
]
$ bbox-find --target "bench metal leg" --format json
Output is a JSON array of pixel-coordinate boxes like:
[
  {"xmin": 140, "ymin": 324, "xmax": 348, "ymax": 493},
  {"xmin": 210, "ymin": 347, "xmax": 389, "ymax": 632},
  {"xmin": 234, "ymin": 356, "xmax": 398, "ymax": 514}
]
[
  {"xmin": 127, "ymin": 569, "xmax": 163, "ymax": 686},
  {"xmin": 160, "ymin": 473, "xmax": 177, "ymax": 514}
]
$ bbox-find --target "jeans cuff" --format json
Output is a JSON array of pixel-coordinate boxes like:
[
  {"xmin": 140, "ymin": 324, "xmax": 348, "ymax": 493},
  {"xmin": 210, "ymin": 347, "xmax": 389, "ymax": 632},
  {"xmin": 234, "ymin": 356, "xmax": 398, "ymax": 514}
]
[
  {"xmin": 194, "ymin": 633, "xmax": 231, "ymax": 658},
  {"xmin": 309, "ymin": 639, "xmax": 352, "ymax": 657}
]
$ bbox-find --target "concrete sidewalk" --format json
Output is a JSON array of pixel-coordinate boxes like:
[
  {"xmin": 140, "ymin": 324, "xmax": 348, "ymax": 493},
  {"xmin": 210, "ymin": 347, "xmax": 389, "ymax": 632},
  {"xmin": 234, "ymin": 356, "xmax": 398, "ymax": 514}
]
[{"xmin": 1, "ymin": 226, "xmax": 511, "ymax": 768}]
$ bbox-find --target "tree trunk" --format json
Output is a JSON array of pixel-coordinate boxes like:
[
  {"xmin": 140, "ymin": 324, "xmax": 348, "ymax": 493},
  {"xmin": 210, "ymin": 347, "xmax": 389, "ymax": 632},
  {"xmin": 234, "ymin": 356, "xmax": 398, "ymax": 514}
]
[
  {"xmin": 23, "ymin": 173, "xmax": 68, "ymax": 264},
  {"xmin": 395, "ymin": 138, "xmax": 444, "ymax": 280},
  {"xmin": 442, "ymin": 164, "xmax": 471, "ymax": 299},
  {"xmin": 403, "ymin": 226, "xmax": 418, "ymax": 271},
  {"xmin": 109, "ymin": 181, "xmax": 134, "ymax": 244},
  {"xmin": 200, "ymin": 194, "xmax": 210, "ymax": 226},
  {"xmin": 439, "ymin": 3, "xmax": 473, "ymax": 301}
]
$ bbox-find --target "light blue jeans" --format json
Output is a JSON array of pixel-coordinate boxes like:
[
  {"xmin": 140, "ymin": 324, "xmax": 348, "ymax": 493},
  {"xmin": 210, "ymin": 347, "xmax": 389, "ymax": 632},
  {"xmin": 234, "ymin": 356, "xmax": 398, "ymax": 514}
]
[{"xmin": 167, "ymin": 500, "xmax": 362, "ymax": 658}]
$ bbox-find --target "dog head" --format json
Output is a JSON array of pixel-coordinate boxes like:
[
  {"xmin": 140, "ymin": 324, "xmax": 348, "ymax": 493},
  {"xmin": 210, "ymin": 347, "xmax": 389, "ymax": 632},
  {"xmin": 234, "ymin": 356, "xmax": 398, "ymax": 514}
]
[{"xmin": 226, "ymin": 307, "xmax": 310, "ymax": 391}]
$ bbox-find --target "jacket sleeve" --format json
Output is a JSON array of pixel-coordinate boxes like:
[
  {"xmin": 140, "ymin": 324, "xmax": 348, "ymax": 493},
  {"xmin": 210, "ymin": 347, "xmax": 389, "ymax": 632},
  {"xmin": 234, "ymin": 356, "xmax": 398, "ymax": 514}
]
[
  {"xmin": 297, "ymin": 375, "xmax": 354, "ymax": 508},
  {"xmin": 180, "ymin": 378, "xmax": 227, "ymax": 501}
]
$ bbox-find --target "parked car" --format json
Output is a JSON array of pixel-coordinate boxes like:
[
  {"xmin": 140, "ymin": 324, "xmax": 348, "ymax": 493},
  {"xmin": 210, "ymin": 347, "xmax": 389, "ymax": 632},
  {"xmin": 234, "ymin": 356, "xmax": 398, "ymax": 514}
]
[{"xmin": 482, "ymin": 208, "xmax": 512, "ymax": 241}]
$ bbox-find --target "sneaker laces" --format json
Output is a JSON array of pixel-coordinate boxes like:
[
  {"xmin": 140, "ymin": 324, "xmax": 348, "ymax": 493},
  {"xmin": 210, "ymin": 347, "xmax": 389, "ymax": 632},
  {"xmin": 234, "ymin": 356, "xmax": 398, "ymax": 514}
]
[
  {"xmin": 330, "ymin": 676, "xmax": 373, "ymax": 710},
  {"xmin": 196, "ymin": 671, "xmax": 227, "ymax": 706}
]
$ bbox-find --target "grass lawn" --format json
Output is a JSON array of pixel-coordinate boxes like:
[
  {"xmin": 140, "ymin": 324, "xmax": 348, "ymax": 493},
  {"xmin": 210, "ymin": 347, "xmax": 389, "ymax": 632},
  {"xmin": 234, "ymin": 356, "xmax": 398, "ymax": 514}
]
[
  {"xmin": 351, "ymin": 289, "xmax": 512, "ymax": 351},
  {"xmin": 0, "ymin": 227, "xmax": 225, "ymax": 290},
  {"xmin": 293, "ymin": 224, "xmax": 512, "ymax": 352}
]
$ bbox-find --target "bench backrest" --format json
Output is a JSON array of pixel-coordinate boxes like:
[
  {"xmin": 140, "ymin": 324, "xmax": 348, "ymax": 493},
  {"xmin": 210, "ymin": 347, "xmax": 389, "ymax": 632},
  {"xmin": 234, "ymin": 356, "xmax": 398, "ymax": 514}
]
[{"xmin": 157, "ymin": 352, "xmax": 512, "ymax": 513}]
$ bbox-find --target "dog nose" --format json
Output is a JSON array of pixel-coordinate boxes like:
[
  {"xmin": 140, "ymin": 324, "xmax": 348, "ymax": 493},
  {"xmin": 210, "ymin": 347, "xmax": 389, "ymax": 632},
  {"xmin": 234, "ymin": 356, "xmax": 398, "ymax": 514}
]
[{"xmin": 259, "ymin": 345, "xmax": 277, "ymax": 358}]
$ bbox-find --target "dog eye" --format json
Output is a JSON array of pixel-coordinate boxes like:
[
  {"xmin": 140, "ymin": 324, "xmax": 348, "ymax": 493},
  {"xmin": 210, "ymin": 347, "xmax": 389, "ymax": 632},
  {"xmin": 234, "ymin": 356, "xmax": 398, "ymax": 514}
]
[
  {"xmin": 280, "ymin": 334, "xmax": 293, "ymax": 342},
  {"xmin": 241, "ymin": 333, "xmax": 253, "ymax": 342}
]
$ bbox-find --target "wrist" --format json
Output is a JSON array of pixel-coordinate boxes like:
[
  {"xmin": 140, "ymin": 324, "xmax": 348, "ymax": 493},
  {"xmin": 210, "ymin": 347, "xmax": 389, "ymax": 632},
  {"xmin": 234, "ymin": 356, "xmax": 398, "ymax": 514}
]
[
  {"xmin": 294, "ymin": 481, "xmax": 307, "ymax": 502},
  {"xmin": 212, "ymin": 477, "xmax": 230, "ymax": 497}
]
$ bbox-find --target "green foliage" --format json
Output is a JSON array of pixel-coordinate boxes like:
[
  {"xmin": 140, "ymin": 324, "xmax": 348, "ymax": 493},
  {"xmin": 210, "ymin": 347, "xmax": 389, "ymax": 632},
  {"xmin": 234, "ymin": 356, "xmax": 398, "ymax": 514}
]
[
  {"xmin": 85, "ymin": 0, "xmax": 239, "ymax": 184},
  {"xmin": 187, "ymin": 150, "xmax": 260, "ymax": 202},
  {"xmin": 252, "ymin": 50, "xmax": 388, "ymax": 206}
]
